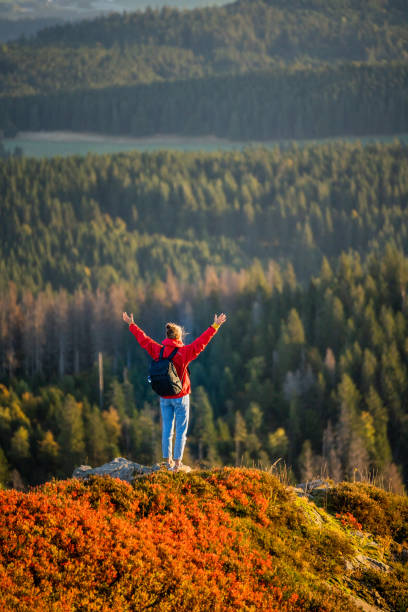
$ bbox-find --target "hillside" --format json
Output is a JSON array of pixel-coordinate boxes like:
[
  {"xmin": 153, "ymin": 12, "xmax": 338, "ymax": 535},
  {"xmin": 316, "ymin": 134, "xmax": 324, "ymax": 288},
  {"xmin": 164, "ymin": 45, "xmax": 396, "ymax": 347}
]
[
  {"xmin": 1, "ymin": 0, "xmax": 408, "ymax": 138},
  {"xmin": 0, "ymin": 0, "xmax": 228, "ymax": 30},
  {"xmin": 3, "ymin": 0, "xmax": 408, "ymax": 94},
  {"xmin": 1, "ymin": 143, "xmax": 408, "ymax": 491},
  {"xmin": 1, "ymin": 143, "xmax": 408, "ymax": 291},
  {"xmin": 0, "ymin": 468, "xmax": 407, "ymax": 611}
]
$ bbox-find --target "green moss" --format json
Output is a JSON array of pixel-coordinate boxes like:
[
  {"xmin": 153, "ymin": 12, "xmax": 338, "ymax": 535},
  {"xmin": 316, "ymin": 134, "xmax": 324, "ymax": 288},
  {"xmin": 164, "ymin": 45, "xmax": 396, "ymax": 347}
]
[{"xmin": 325, "ymin": 482, "xmax": 408, "ymax": 542}]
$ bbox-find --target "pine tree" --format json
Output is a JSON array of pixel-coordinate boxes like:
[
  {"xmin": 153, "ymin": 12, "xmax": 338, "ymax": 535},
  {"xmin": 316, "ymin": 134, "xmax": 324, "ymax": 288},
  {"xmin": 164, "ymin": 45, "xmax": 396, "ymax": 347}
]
[
  {"xmin": 322, "ymin": 421, "xmax": 342, "ymax": 482},
  {"xmin": 298, "ymin": 440, "xmax": 315, "ymax": 482},
  {"xmin": 347, "ymin": 432, "xmax": 369, "ymax": 481},
  {"xmin": 38, "ymin": 430, "xmax": 60, "ymax": 465},
  {"xmin": 278, "ymin": 308, "xmax": 305, "ymax": 372},
  {"xmin": 10, "ymin": 426, "xmax": 30, "ymax": 463},
  {"xmin": 365, "ymin": 387, "xmax": 392, "ymax": 469},
  {"xmin": 57, "ymin": 395, "xmax": 86, "ymax": 474},
  {"xmin": 268, "ymin": 427, "xmax": 288, "ymax": 460},
  {"xmin": 109, "ymin": 380, "xmax": 127, "ymax": 419},
  {"xmin": 84, "ymin": 405, "xmax": 109, "ymax": 466},
  {"xmin": 234, "ymin": 411, "xmax": 247, "ymax": 466},
  {"xmin": 191, "ymin": 386, "xmax": 218, "ymax": 464},
  {"xmin": 0, "ymin": 446, "xmax": 9, "ymax": 487},
  {"xmin": 243, "ymin": 402, "xmax": 263, "ymax": 463},
  {"xmin": 215, "ymin": 417, "xmax": 232, "ymax": 464},
  {"xmin": 361, "ymin": 349, "xmax": 378, "ymax": 393}
]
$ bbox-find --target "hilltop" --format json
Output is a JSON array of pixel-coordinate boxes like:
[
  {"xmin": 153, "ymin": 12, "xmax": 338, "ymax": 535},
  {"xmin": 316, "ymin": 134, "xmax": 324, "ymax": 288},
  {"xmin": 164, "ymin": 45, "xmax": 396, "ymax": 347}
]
[{"xmin": 0, "ymin": 467, "xmax": 407, "ymax": 610}]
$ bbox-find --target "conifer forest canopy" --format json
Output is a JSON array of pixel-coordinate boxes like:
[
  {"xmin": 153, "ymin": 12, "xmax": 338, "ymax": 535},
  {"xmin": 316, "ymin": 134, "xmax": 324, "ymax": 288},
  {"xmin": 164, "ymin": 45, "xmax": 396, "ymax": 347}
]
[
  {"xmin": 0, "ymin": 144, "xmax": 408, "ymax": 491},
  {"xmin": 0, "ymin": 0, "xmax": 408, "ymax": 491}
]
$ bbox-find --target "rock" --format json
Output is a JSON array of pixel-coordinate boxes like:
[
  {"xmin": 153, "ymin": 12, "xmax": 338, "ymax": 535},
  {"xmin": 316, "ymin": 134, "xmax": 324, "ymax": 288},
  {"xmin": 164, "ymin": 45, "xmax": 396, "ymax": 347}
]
[
  {"xmin": 354, "ymin": 554, "xmax": 390, "ymax": 573},
  {"xmin": 345, "ymin": 553, "xmax": 390, "ymax": 574},
  {"xmin": 303, "ymin": 505, "xmax": 324, "ymax": 526},
  {"xmin": 354, "ymin": 532, "xmax": 379, "ymax": 548},
  {"xmin": 72, "ymin": 457, "xmax": 162, "ymax": 483},
  {"xmin": 296, "ymin": 479, "xmax": 332, "ymax": 492},
  {"xmin": 287, "ymin": 486, "xmax": 310, "ymax": 498},
  {"xmin": 348, "ymin": 595, "xmax": 383, "ymax": 612},
  {"xmin": 309, "ymin": 486, "xmax": 332, "ymax": 497}
]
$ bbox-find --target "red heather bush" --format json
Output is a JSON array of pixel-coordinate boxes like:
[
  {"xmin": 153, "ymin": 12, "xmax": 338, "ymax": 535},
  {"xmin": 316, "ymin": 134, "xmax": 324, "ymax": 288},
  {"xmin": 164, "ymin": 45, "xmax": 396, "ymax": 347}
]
[
  {"xmin": 0, "ymin": 468, "xmax": 302, "ymax": 611},
  {"xmin": 335, "ymin": 512, "xmax": 362, "ymax": 531}
]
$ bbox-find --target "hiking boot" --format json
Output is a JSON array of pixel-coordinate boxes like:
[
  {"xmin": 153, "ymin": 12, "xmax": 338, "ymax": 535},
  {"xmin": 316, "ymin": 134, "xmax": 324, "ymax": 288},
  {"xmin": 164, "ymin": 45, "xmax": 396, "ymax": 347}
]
[
  {"xmin": 169, "ymin": 463, "xmax": 191, "ymax": 473},
  {"xmin": 158, "ymin": 460, "xmax": 175, "ymax": 470}
]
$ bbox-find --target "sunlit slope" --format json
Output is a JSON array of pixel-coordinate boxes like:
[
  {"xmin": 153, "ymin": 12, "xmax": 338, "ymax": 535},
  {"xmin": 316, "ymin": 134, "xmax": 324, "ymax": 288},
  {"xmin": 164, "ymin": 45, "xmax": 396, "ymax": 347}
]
[
  {"xmin": 0, "ymin": 468, "xmax": 407, "ymax": 611},
  {"xmin": 1, "ymin": 143, "xmax": 407, "ymax": 290}
]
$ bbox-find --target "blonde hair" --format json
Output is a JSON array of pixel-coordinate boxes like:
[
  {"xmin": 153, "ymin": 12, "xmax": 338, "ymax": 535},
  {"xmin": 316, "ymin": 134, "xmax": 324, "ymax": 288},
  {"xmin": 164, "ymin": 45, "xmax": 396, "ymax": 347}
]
[{"xmin": 166, "ymin": 322, "xmax": 184, "ymax": 341}]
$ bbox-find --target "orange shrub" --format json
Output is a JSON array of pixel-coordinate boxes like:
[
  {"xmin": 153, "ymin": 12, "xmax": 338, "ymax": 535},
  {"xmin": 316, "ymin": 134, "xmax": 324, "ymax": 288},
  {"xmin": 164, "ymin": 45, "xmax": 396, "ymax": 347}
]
[
  {"xmin": 335, "ymin": 512, "xmax": 362, "ymax": 531},
  {"xmin": 0, "ymin": 470, "xmax": 302, "ymax": 611}
]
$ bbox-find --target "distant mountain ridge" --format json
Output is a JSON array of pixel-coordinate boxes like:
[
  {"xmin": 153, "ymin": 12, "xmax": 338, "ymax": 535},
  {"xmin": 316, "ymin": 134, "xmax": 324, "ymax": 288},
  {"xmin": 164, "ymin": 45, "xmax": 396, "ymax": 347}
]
[
  {"xmin": 2, "ymin": 0, "xmax": 408, "ymax": 96},
  {"xmin": 0, "ymin": 0, "xmax": 407, "ymax": 138}
]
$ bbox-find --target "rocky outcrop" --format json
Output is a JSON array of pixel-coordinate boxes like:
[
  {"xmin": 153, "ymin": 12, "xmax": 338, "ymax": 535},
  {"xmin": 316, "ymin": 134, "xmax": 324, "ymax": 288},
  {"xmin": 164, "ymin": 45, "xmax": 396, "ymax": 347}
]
[
  {"xmin": 296, "ymin": 479, "xmax": 331, "ymax": 492},
  {"xmin": 345, "ymin": 553, "xmax": 390, "ymax": 574},
  {"xmin": 289, "ymin": 479, "xmax": 333, "ymax": 501},
  {"xmin": 72, "ymin": 457, "xmax": 193, "ymax": 481},
  {"xmin": 72, "ymin": 457, "xmax": 162, "ymax": 482}
]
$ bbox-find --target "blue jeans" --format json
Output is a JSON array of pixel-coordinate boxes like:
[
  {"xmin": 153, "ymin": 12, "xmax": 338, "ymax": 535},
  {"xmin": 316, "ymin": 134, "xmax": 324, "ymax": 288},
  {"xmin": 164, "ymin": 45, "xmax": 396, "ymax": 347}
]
[{"xmin": 160, "ymin": 395, "xmax": 190, "ymax": 461}]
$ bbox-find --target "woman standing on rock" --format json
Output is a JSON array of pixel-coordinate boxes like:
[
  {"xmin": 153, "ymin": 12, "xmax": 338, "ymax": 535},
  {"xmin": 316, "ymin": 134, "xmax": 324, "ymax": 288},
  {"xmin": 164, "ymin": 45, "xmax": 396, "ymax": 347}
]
[{"xmin": 122, "ymin": 312, "xmax": 227, "ymax": 472}]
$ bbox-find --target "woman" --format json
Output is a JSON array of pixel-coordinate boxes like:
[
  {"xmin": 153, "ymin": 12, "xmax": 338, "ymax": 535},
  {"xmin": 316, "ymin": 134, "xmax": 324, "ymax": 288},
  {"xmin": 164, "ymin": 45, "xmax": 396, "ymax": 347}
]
[{"xmin": 122, "ymin": 311, "xmax": 227, "ymax": 472}]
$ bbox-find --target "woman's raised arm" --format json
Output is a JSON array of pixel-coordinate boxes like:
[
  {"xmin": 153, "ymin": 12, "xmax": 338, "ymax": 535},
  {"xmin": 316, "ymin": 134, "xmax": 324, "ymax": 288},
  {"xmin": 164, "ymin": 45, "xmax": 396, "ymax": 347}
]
[{"xmin": 123, "ymin": 312, "xmax": 134, "ymax": 325}]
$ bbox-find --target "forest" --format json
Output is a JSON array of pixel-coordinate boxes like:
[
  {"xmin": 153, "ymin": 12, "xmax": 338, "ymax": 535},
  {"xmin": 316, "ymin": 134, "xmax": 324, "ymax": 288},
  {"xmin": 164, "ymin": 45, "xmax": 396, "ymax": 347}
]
[
  {"xmin": 2, "ymin": 63, "xmax": 408, "ymax": 140},
  {"xmin": 0, "ymin": 142, "xmax": 407, "ymax": 491},
  {"xmin": 0, "ymin": 0, "xmax": 407, "ymax": 138},
  {"xmin": 3, "ymin": 0, "xmax": 408, "ymax": 94},
  {"xmin": 1, "ymin": 143, "xmax": 407, "ymax": 291}
]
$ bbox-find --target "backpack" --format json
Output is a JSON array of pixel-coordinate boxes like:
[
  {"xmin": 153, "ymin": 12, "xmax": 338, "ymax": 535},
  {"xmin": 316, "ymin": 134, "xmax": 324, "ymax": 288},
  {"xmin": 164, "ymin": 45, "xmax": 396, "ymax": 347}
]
[{"xmin": 148, "ymin": 346, "xmax": 183, "ymax": 396}]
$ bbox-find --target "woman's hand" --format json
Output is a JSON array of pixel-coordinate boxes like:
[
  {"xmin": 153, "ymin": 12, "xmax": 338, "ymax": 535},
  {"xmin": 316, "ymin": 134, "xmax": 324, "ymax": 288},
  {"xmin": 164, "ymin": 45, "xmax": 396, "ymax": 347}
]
[
  {"xmin": 213, "ymin": 313, "xmax": 227, "ymax": 326},
  {"xmin": 123, "ymin": 312, "xmax": 134, "ymax": 325}
]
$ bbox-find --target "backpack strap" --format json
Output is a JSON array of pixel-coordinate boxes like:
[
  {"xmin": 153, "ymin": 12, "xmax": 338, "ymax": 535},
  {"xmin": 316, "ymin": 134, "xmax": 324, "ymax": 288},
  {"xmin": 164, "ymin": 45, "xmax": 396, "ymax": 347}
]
[
  {"xmin": 160, "ymin": 346, "xmax": 188, "ymax": 380},
  {"xmin": 158, "ymin": 346, "xmax": 179, "ymax": 361},
  {"xmin": 167, "ymin": 347, "xmax": 179, "ymax": 361},
  {"xmin": 165, "ymin": 347, "xmax": 189, "ymax": 382}
]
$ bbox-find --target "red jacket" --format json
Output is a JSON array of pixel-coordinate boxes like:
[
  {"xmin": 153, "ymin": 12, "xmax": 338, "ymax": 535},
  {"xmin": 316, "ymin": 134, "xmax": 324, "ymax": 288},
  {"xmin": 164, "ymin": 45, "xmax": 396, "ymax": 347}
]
[{"xmin": 129, "ymin": 323, "xmax": 218, "ymax": 398}]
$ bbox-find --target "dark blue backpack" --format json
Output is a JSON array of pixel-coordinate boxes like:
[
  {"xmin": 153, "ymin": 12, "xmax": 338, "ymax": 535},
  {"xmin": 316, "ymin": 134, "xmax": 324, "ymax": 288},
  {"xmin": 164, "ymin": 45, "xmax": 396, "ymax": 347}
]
[{"xmin": 148, "ymin": 346, "xmax": 183, "ymax": 396}]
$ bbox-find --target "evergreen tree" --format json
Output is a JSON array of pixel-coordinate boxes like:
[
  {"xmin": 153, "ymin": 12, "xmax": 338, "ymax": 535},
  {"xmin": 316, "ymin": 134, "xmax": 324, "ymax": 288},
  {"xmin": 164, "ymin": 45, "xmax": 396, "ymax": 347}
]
[
  {"xmin": 191, "ymin": 386, "xmax": 218, "ymax": 464},
  {"xmin": 84, "ymin": 405, "xmax": 109, "ymax": 466},
  {"xmin": 234, "ymin": 411, "xmax": 247, "ymax": 466},
  {"xmin": 57, "ymin": 395, "xmax": 86, "ymax": 474},
  {"xmin": 10, "ymin": 426, "xmax": 30, "ymax": 462},
  {"xmin": 38, "ymin": 430, "xmax": 60, "ymax": 466},
  {"xmin": 298, "ymin": 440, "xmax": 315, "ymax": 482},
  {"xmin": 0, "ymin": 446, "xmax": 9, "ymax": 487}
]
